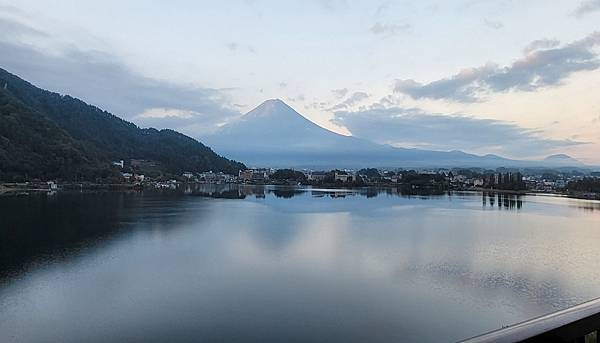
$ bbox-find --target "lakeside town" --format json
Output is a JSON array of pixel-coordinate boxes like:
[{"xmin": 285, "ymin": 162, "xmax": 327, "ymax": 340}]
[{"xmin": 2, "ymin": 158, "xmax": 600, "ymax": 200}]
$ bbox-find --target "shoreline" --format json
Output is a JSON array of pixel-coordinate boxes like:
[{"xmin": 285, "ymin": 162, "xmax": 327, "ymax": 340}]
[{"xmin": 2, "ymin": 181, "xmax": 599, "ymax": 201}]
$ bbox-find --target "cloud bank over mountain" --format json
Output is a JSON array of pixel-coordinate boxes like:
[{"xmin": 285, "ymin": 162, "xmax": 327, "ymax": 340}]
[{"xmin": 333, "ymin": 107, "xmax": 585, "ymax": 158}]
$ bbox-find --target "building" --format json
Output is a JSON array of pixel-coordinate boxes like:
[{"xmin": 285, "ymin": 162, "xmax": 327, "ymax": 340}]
[
  {"xmin": 251, "ymin": 170, "xmax": 268, "ymax": 182},
  {"xmin": 199, "ymin": 171, "xmax": 218, "ymax": 183},
  {"xmin": 383, "ymin": 175, "xmax": 400, "ymax": 183},
  {"xmin": 199, "ymin": 171, "xmax": 233, "ymax": 183},
  {"xmin": 335, "ymin": 172, "xmax": 355, "ymax": 183},
  {"xmin": 252, "ymin": 168, "xmax": 272, "ymax": 181},
  {"xmin": 239, "ymin": 170, "xmax": 254, "ymax": 182},
  {"xmin": 485, "ymin": 172, "xmax": 525, "ymax": 190},
  {"xmin": 111, "ymin": 160, "xmax": 124, "ymax": 168},
  {"xmin": 239, "ymin": 169, "xmax": 272, "ymax": 182},
  {"xmin": 307, "ymin": 171, "xmax": 328, "ymax": 182},
  {"xmin": 182, "ymin": 172, "xmax": 195, "ymax": 180}
]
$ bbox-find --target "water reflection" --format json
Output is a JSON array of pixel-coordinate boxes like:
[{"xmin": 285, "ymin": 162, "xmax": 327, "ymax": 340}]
[
  {"xmin": 482, "ymin": 192, "xmax": 523, "ymax": 210},
  {"xmin": 1, "ymin": 188, "xmax": 600, "ymax": 343},
  {"xmin": 0, "ymin": 191, "xmax": 196, "ymax": 280},
  {"xmin": 570, "ymin": 200, "xmax": 600, "ymax": 212},
  {"xmin": 187, "ymin": 184, "xmax": 455, "ymax": 201},
  {"xmin": 187, "ymin": 184, "xmax": 528, "ymax": 212}
]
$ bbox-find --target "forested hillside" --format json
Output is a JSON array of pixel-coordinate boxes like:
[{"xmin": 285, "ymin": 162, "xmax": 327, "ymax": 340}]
[{"xmin": 0, "ymin": 68, "xmax": 245, "ymax": 181}]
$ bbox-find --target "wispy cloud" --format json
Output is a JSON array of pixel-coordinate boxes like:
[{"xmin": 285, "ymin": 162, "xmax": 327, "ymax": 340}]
[
  {"xmin": 370, "ymin": 22, "xmax": 410, "ymax": 35},
  {"xmin": 286, "ymin": 94, "xmax": 305, "ymax": 102},
  {"xmin": 394, "ymin": 32, "xmax": 600, "ymax": 102},
  {"xmin": 575, "ymin": 0, "xmax": 600, "ymax": 18},
  {"xmin": 328, "ymin": 91, "xmax": 369, "ymax": 111},
  {"xmin": 0, "ymin": 15, "xmax": 47, "ymax": 39},
  {"xmin": 333, "ymin": 107, "xmax": 585, "ymax": 157},
  {"xmin": 523, "ymin": 39, "xmax": 561, "ymax": 54},
  {"xmin": 331, "ymin": 88, "xmax": 348, "ymax": 99},
  {"xmin": 132, "ymin": 108, "xmax": 234, "ymax": 136}
]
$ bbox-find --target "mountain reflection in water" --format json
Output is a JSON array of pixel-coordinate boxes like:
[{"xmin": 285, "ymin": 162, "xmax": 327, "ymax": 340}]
[{"xmin": 1, "ymin": 186, "xmax": 600, "ymax": 343}]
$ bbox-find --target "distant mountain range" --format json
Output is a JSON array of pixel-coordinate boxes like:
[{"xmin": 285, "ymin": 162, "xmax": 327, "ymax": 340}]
[
  {"xmin": 202, "ymin": 99, "xmax": 587, "ymax": 169},
  {"xmin": 0, "ymin": 68, "xmax": 245, "ymax": 181}
]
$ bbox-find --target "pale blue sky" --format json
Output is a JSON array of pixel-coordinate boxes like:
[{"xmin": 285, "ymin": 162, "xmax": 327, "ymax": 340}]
[{"xmin": 1, "ymin": 0, "xmax": 599, "ymax": 162}]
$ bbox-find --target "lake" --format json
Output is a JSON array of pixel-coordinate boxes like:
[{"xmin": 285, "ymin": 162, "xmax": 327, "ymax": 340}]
[{"xmin": 1, "ymin": 186, "xmax": 600, "ymax": 342}]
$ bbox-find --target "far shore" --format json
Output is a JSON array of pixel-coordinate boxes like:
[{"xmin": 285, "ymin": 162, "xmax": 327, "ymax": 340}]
[{"xmin": 2, "ymin": 181, "xmax": 599, "ymax": 201}]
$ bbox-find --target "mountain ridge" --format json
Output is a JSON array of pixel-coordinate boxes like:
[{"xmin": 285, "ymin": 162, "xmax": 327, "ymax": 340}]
[
  {"xmin": 0, "ymin": 68, "xmax": 245, "ymax": 181},
  {"xmin": 202, "ymin": 99, "xmax": 587, "ymax": 169}
]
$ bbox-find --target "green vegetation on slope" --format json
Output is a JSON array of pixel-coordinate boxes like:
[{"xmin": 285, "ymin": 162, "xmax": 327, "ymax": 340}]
[{"xmin": 0, "ymin": 68, "xmax": 245, "ymax": 181}]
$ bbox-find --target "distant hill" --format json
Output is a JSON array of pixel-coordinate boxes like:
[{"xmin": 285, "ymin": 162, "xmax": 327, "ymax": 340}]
[
  {"xmin": 543, "ymin": 154, "xmax": 585, "ymax": 167},
  {"xmin": 202, "ymin": 99, "xmax": 579, "ymax": 169},
  {"xmin": 0, "ymin": 68, "xmax": 245, "ymax": 181}
]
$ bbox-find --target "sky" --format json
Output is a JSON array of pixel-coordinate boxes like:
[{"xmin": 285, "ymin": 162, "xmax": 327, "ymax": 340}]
[{"xmin": 1, "ymin": 0, "xmax": 599, "ymax": 163}]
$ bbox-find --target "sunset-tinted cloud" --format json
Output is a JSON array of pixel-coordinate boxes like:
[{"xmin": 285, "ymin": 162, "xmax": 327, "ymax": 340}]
[{"xmin": 394, "ymin": 33, "xmax": 600, "ymax": 102}]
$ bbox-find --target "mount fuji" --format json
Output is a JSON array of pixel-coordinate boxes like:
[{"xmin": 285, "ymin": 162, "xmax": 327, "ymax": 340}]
[{"xmin": 201, "ymin": 99, "xmax": 584, "ymax": 169}]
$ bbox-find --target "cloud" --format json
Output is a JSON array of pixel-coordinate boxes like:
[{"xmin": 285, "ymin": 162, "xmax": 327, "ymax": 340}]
[
  {"xmin": 132, "ymin": 108, "xmax": 230, "ymax": 136},
  {"xmin": 370, "ymin": 22, "xmax": 410, "ymax": 35},
  {"xmin": 0, "ymin": 15, "xmax": 47, "ymax": 39},
  {"xmin": 331, "ymin": 88, "xmax": 348, "ymax": 99},
  {"xmin": 135, "ymin": 108, "xmax": 198, "ymax": 119},
  {"xmin": 523, "ymin": 39, "xmax": 561, "ymax": 54},
  {"xmin": 483, "ymin": 19, "xmax": 503, "ymax": 30},
  {"xmin": 394, "ymin": 32, "xmax": 600, "ymax": 102},
  {"xmin": 333, "ymin": 107, "xmax": 585, "ymax": 157},
  {"xmin": 305, "ymin": 101, "xmax": 329, "ymax": 111},
  {"xmin": 286, "ymin": 94, "xmax": 305, "ymax": 102},
  {"xmin": 0, "ymin": 16, "xmax": 239, "ymax": 137},
  {"xmin": 575, "ymin": 0, "xmax": 600, "ymax": 18},
  {"xmin": 394, "ymin": 63, "xmax": 497, "ymax": 102},
  {"xmin": 328, "ymin": 91, "xmax": 369, "ymax": 111}
]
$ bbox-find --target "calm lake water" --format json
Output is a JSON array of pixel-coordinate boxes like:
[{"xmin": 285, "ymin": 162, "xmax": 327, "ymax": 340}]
[{"xmin": 1, "ymin": 186, "xmax": 600, "ymax": 342}]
